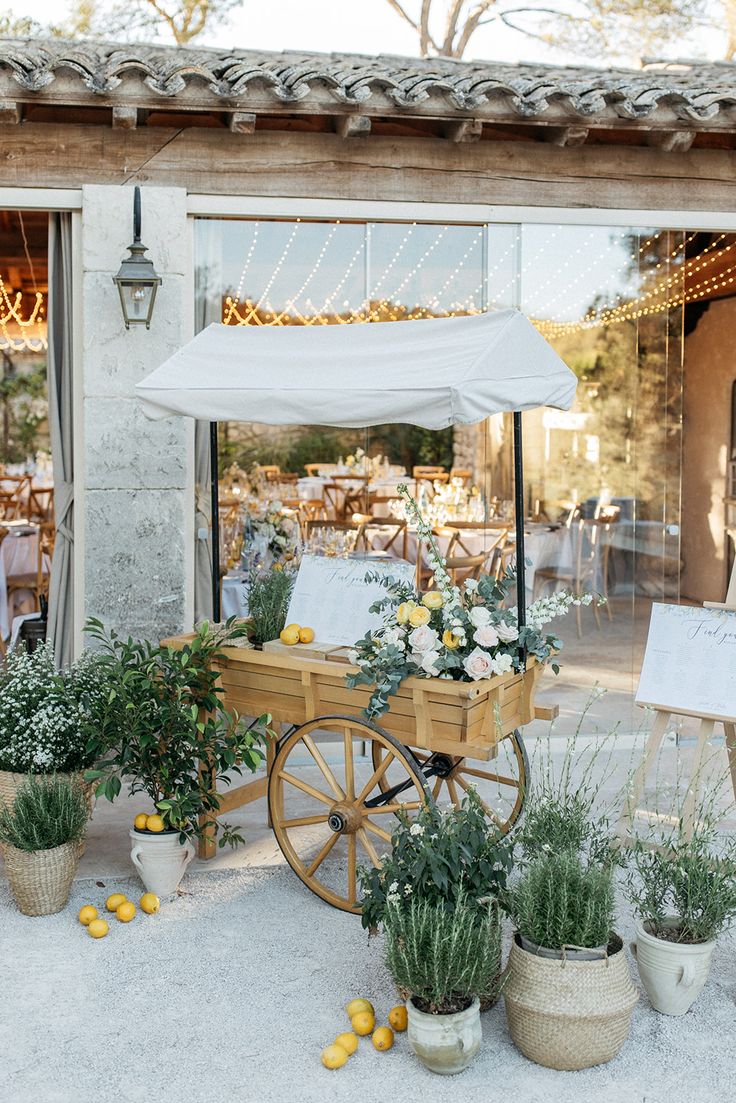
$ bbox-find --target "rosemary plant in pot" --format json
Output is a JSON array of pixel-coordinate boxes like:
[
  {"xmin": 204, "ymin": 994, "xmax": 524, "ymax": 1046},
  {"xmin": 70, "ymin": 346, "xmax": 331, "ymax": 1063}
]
[
  {"xmin": 84, "ymin": 619, "xmax": 273, "ymax": 898},
  {"xmin": 0, "ymin": 775, "xmax": 87, "ymax": 916},
  {"xmin": 627, "ymin": 818, "xmax": 736, "ymax": 1016}
]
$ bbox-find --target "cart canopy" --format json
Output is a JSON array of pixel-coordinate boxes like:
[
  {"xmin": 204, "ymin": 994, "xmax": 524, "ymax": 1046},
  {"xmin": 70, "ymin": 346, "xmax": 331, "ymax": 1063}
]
[{"xmin": 136, "ymin": 309, "xmax": 576, "ymax": 428}]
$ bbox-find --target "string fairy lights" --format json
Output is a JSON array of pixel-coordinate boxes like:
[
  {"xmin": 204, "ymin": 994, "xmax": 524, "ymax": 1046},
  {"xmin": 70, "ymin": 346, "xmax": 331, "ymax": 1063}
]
[{"xmin": 0, "ymin": 274, "xmax": 46, "ymax": 353}]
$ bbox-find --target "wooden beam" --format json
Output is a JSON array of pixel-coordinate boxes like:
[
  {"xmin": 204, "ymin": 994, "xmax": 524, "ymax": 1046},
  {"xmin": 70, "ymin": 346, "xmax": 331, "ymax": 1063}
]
[
  {"xmin": 111, "ymin": 105, "xmax": 137, "ymax": 130},
  {"xmin": 647, "ymin": 130, "xmax": 696, "ymax": 153},
  {"xmin": 544, "ymin": 125, "xmax": 590, "ymax": 148},
  {"xmin": 229, "ymin": 111, "xmax": 257, "ymax": 135},
  {"xmin": 442, "ymin": 118, "xmax": 483, "ymax": 143},
  {"xmin": 334, "ymin": 114, "xmax": 371, "ymax": 138},
  {"xmin": 0, "ymin": 101, "xmax": 21, "ymax": 125}
]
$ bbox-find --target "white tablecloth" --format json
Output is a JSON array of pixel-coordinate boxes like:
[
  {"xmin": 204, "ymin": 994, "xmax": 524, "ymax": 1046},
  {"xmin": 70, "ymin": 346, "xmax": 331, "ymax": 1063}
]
[
  {"xmin": 0, "ymin": 525, "xmax": 42, "ymax": 639},
  {"xmin": 222, "ymin": 572, "xmax": 249, "ymax": 620}
]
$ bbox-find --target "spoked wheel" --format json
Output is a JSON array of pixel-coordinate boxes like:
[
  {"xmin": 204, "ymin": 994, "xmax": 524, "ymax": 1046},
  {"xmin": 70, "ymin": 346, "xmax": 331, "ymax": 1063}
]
[
  {"xmin": 268, "ymin": 715, "xmax": 429, "ymax": 914},
  {"xmin": 371, "ymin": 730, "xmax": 529, "ymax": 834}
]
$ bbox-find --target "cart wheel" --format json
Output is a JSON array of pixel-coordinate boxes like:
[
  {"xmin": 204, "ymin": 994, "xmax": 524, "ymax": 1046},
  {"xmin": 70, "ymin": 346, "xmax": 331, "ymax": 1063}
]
[
  {"xmin": 269, "ymin": 715, "xmax": 429, "ymax": 914},
  {"xmin": 371, "ymin": 730, "xmax": 529, "ymax": 835}
]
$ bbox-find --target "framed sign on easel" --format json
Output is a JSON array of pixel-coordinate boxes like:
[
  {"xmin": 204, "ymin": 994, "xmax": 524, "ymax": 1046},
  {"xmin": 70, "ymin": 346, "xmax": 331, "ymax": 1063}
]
[{"xmin": 617, "ymin": 570, "xmax": 736, "ymax": 843}]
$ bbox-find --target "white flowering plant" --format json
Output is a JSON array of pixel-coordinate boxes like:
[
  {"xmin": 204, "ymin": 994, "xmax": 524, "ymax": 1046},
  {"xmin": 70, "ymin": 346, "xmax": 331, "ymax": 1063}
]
[
  {"xmin": 244, "ymin": 499, "xmax": 300, "ymax": 562},
  {"xmin": 358, "ymin": 788, "xmax": 513, "ymax": 932},
  {"xmin": 347, "ymin": 484, "xmax": 599, "ymax": 719},
  {"xmin": 0, "ymin": 643, "xmax": 109, "ymax": 774}
]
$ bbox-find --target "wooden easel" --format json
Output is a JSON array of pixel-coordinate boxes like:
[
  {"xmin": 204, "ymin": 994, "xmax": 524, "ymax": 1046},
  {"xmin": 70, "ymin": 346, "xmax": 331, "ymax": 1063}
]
[{"xmin": 617, "ymin": 565, "xmax": 736, "ymax": 845}]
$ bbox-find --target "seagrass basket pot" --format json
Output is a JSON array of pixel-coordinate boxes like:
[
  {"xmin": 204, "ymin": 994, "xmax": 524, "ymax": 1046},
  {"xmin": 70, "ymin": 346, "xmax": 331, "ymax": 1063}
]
[
  {"xmin": 2, "ymin": 840, "xmax": 79, "ymax": 916},
  {"xmin": 503, "ymin": 934, "xmax": 638, "ymax": 1070},
  {"xmin": 0, "ymin": 771, "xmax": 95, "ymax": 856}
]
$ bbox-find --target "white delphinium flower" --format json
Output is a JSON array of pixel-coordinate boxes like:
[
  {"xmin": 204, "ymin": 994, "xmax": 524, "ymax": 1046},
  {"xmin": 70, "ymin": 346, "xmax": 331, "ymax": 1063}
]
[{"xmin": 409, "ymin": 823, "xmax": 425, "ymax": 837}]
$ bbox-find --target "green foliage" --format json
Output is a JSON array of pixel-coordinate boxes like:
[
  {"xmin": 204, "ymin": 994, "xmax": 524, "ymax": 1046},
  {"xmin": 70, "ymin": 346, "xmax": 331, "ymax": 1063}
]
[
  {"xmin": 505, "ymin": 850, "xmax": 615, "ymax": 951},
  {"xmin": 82, "ymin": 618, "xmax": 274, "ymax": 849},
  {"xmin": 384, "ymin": 892, "xmax": 502, "ymax": 1014},
  {"xmin": 359, "ymin": 789, "xmax": 513, "ymax": 931},
  {"xmin": 246, "ymin": 566, "xmax": 295, "ymax": 645},
  {"xmin": 0, "ymin": 775, "xmax": 87, "ymax": 852},
  {"xmin": 626, "ymin": 823, "xmax": 736, "ymax": 944},
  {"xmin": 0, "ymin": 361, "xmax": 48, "ymax": 465}
]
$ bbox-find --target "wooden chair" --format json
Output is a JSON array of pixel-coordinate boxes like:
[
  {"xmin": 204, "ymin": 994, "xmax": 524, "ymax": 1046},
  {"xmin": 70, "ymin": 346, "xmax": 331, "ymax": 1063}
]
[
  {"xmin": 297, "ymin": 498, "xmax": 326, "ymax": 535},
  {"xmin": 450, "ymin": 523, "xmax": 510, "ymax": 575},
  {"xmin": 449, "ymin": 468, "xmax": 473, "ymax": 485},
  {"xmin": 533, "ymin": 518, "xmax": 607, "ymax": 636},
  {"xmin": 304, "ymin": 518, "xmax": 367, "ymax": 554},
  {"xmin": 413, "ymin": 465, "xmax": 446, "ymax": 479},
  {"xmin": 257, "ymin": 465, "xmax": 281, "ymax": 479},
  {"xmin": 415, "ymin": 471, "xmax": 450, "ymax": 499},
  {"xmin": 444, "ymin": 552, "xmax": 487, "ymax": 586},
  {"xmin": 321, "ymin": 482, "xmax": 342, "ymax": 519},
  {"xmin": 0, "ymin": 475, "xmax": 31, "ymax": 520},
  {"xmin": 332, "ymin": 474, "xmax": 370, "ymax": 517},
  {"xmin": 304, "ymin": 463, "xmax": 325, "ymax": 477},
  {"xmin": 417, "ymin": 526, "xmax": 460, "ymax": 587},
  {"xmin": 351, "ymin": 514, "xmax": 407, "ymax": 559},
  {"xmin": 367, "ymin": 492, "xmax": 401, "ymax": 519},
  {"xmin": 6, "ymin": 522, "xmax": 54, "ymax": 618}
]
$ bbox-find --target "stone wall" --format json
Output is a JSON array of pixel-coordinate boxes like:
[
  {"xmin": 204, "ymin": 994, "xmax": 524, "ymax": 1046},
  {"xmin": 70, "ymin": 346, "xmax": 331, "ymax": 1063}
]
[
  {"xmin": 81, "ymin": 184, "xmax": 191, "ymax": 641},
  {"xmin": 681, "ymin": 299, "xmax": 734, "ymax": 603}
]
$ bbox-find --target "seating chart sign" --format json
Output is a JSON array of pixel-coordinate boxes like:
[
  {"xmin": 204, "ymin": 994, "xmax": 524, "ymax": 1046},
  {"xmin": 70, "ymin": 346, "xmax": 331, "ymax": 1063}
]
[
  {"xmin": 285, "ymin": 554, "xmax": 414, "ymax": 647},
  {"xmin": 636, "ymin": 603, "xmax": 736, "ymax": 721}
]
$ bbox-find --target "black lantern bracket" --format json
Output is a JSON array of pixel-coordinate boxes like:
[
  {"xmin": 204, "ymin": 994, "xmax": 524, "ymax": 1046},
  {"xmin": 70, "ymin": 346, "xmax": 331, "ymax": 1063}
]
[{"xmin": 113, "ymin": 185, "xmax": 162, "ymax": 329}]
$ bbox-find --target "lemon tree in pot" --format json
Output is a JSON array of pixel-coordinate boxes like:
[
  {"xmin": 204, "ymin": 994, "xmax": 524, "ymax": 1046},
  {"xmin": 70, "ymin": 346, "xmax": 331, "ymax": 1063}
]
[
  {"xmin": 626, "ymin": 818, "xmax": 736, "ymax": 1016},
  {"xmin": 83, "ymin": 619, "xmax": 273, "ymax": 898},
  {"xmin": 0, "ymin": 775, "xmax": 87, "ymax": 916}
]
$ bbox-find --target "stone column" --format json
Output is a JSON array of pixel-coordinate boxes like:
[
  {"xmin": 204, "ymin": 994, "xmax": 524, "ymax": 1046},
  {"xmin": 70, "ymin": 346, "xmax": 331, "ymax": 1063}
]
[{"xmin": 80, "ymin": 184, "xmax": 192, "ymax": 642}]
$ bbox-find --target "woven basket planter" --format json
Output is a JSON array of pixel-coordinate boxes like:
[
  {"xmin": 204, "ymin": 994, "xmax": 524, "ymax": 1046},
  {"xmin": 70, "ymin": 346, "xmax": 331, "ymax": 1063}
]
[
  {"xmin": 0, "ymin": 770, "xmax": 96, "ymax": 857},
  {"xmin": 504, "ymin": 934, "xmax": 638, "ymax": 1070},
  {"xmin": 2, "ymin": 840, "xmax": 79, "ymax": 916}
]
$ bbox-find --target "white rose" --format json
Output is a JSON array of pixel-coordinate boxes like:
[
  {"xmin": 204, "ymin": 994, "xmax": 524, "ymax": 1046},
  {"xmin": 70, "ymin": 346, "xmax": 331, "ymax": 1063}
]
[
  {"xmin": 408, "ymin": 625, "xmax": 439, "ymax": 653},
  {"xmin": 464, "ymin": 578, "xmax": 479, "ymax": 591},
  {"xmin": 463, "ymin": 646, "xmax": 495, "ymax": 680},
  {"xmin": 495, "ymin": 622, "xmax": 519, "ymax": 642},
  {"xmin": 419, "ymin": 650, "xmax": 442, "ymax": 676},
  {"xmin": 468, "ymin": 606, "xmax": 491, "ymax": 628},
  {"xmin": 473, "ymin": 625, "xmax": 499, "ymax": 648},
  {"xmin": 491, "ymin": 652, "xmax": 514, "ymax": 675}
]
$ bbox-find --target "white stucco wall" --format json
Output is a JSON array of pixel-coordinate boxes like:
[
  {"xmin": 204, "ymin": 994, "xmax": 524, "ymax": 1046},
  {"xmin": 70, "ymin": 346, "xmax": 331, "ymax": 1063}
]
[{"xmin": 79, "ymin": 184, "xmax": 192, "ymax": 641}]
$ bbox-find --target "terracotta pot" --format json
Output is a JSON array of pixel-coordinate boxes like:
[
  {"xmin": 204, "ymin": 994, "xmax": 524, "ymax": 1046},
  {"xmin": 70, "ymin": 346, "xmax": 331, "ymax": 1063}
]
[
  {"xmin": 406, "ymin": 997, "xmax": 481, "ymax": 1075},
  {"xmin": 631, "ymin": 918, "xmax": 715, "ymax": 1016}
]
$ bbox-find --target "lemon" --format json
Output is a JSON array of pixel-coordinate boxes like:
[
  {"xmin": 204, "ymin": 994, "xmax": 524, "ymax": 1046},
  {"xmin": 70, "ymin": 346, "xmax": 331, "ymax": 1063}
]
[
  {"xmin": 372, "ymin": 1026, "xmax": 394, "ymax": 1051},
  {"xmin": 133, "ymin": 813, "xmax": 149, "ymax": 831},
  {"xmin": 140, "ymin": 892, "xmax": 160, "ymax": 915},
  {"xmin": 105, "ymin": 893, "xmax": 127, "ymax": 912},
  {"xmin": 350, "ymin": 1010, "xmax": 375, "ymax": 1037},
  {"xmin": 145, "ymin": 814, "xmax": 165, "ymax": 833},
  {"xmin": 321, "ymin": 1044, "xmax": 348, "ymax": 1070},
  {"xmin": 345, "ymin": 998, "xmax": 374, "ymax": 1018},
  {"xmin": 298, "ymin": 626, "xmax": 315, "ymax": 644},
  {"xmin": 334, "ymin": 1032, "xmax": 358, "ymax": 1056},
  {"xmin": 116, "ymin": 901, "xmax": 136, "ymax": 923},
  {"xmin": 279, "ymin": 624, "xmax": 300, "ymax": 646},
  {"xmin": 87, "ymin": 918, "xmax": 109, "ymax": 939},
  {"xmin": 78, "ymin": 905, "xmax": 98, "ymax": 926},
  {"xmin": 388, "ymin": 1005, "xmax": 408, "ymax": 1032}
]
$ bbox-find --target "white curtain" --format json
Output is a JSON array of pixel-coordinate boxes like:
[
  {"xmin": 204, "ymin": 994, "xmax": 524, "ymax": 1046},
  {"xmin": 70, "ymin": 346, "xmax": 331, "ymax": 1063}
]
[{"xmin": 46, "ymin": 213, "xmax": 74, "ymax": 667}]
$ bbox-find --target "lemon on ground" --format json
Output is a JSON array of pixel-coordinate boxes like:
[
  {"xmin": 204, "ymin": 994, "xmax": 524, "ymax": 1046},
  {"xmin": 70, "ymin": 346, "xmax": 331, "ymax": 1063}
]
[
  {"xmin": 279, "ymin": 624, "xmax": 300, "ymax": 646},
  {"xmin": 87, "ymin": 918, "xmax": 109, "ymax": 939},
  {"xmin": 116, "ymin": 900, "xmax": 136, "ymax": 923},
  {"xmin": 350, "ymin": 1011, "xmax": 375, "ymax": 1037},
  {"xmin": 145, "ymin": 814, "xmax": 165, "ymax": 833},
  {"xmin": 345, "ymin": 998, "xmax": 374, "ymax": 1019},
  {"xmin": 78, "ymin": 905, "xmax": 98, "ymax": 926},
  {"xmin": 334, "ymin": 1032, "xmax": 358, "ymax": 1056},
  {"xmin": 388, "ymin": 1005, "xmax": 408, "ymax": 1032},
  {"xmin": 105, "ymin": 892, "xmax": 127, "ymax": 912},
  {"xmin": 372, "ymin": 1026, "xmax": 394, "ymax": 1051},
  {"xmin": 133, "ymin": 813, "xmax": 148, "ymax": 831},
  {"xmin": 321, "ymin": 1044, "xmax": 348, "ymax": 1070},
  {"xmin": 298, "ymin": 626, "xmax": 315, "ymax": 644},
  {"xmin": 140, "ymin": 892, "xmax": 160, "ymax": 914}
]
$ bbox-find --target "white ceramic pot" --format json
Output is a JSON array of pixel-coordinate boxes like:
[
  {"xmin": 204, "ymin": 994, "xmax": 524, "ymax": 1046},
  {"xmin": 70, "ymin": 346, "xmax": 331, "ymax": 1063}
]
[
  {"xmin": 631, "ymin": 919, "xmax": 716, "ymax": 1016},
  {"xmin": 406, "ymin": 997, "xmax": 481, "ymax": 1075},
  {"xmin": 129, "ymin": 829, "xmax": 195, "ymax": 899}
]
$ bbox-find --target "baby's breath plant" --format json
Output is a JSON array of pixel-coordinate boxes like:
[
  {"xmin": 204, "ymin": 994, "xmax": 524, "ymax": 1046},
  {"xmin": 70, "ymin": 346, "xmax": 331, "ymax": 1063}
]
[
  {"xmin": 0, "ymin": 643, "xmax": 109, "ymax": 774},
  {"xmin": 626, "ymin": 819, "xmax": 736, "ymax": 944},
  {"xmin": 0, "ymin": 775, "xmax": 87, "ymax": 852},
  {"xmin": 384, "ymin": 892, "xmax": 502, "ymax": 1014},
  {"xmin": 505, "ymin": 850, "xmax": 615, "ymax": 951}
]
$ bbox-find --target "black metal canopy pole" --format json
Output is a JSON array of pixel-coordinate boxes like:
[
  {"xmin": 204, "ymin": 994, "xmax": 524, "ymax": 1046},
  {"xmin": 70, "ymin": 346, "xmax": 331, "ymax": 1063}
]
[
  {"xmin": 513, "ymin": 411, "xmax": 527, "ymax": 638},
  {"xmin": 209, "ymin": 420, "xmax": 221, "ymax": 622}
]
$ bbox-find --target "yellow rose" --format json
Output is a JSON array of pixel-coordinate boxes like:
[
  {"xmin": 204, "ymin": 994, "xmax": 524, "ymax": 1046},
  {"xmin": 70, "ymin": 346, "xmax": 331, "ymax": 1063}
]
[
  {"xmin": 396, "ymin": 601, "xmax": 417, "ymax": 625},
  {"xmin": 422, "ymin": 591, "xmax": 444, "ymax": 610},
  {"xmin": 443, "ymin": 629, "xmax": 461, "ymax": 650},
  {"xmin": 409, "ymin": 605, "xmax": 431, "ymax": 627}
]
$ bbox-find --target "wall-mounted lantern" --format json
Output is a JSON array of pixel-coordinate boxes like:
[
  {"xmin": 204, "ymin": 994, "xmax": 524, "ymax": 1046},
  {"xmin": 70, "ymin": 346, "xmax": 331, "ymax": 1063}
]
[{"xmin": 113, "ymin": 185, "xmax": 162, "ymax": 329}]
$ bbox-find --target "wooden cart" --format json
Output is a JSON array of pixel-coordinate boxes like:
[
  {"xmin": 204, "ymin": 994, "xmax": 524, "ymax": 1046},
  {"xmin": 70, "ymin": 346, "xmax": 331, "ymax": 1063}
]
[{"xmin": 166, "ymin": 635, "xmax": 555, "ymax": 914}]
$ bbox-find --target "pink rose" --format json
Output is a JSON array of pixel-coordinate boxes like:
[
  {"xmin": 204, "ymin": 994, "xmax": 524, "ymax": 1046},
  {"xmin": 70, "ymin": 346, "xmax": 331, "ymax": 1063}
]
[
  {"xmin": 463, "ymin": 646, "xmax": 495, "ymax": 680},
  {"xmin": 495, "ymin": 622, "xmax": 519, "ymax": 642},
  {"xmin": 408, "ymin": 624, "xmax": 439, "ymax": 653},
  {"xmin": 473, "ymin": 625, "xmax": 499, "ymax": 648}
]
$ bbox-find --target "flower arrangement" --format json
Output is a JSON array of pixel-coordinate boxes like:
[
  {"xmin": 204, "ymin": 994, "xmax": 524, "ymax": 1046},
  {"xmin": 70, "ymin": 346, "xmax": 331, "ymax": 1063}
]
[
  {"xmin": 347, "ymin": 484, "xmax": 597, "ymax": 718},
  {"xmin": 244, "ymin": 499, "xmax": 300, "ymax": 563},
  {"xmin": 0, "ymin": 644, "xmax": 109, "ymax": 774}
]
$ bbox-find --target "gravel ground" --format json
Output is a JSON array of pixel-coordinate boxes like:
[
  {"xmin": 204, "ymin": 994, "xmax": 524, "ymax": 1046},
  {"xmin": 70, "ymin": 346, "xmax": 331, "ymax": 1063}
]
[{"xmin": 3, "ymin": 864, "xmax": 734, "ymax": 1103}]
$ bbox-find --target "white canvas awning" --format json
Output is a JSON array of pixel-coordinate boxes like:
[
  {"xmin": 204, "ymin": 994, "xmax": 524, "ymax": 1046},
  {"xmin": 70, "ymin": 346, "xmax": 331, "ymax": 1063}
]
[{"xmin": 136, "ymin": 309, "xmax": 576, "ymax": 428}]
